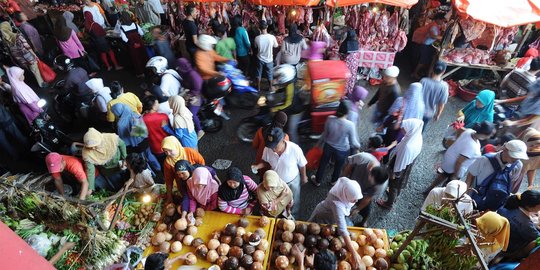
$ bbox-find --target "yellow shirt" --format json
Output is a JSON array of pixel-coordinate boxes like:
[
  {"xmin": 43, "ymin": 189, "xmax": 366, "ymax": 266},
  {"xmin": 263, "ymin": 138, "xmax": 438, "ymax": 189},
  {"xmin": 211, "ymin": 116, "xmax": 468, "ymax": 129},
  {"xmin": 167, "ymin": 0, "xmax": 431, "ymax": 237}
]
[{"xmin": 106, "ymin": 92, "xmax": 142, "ymax": 122}]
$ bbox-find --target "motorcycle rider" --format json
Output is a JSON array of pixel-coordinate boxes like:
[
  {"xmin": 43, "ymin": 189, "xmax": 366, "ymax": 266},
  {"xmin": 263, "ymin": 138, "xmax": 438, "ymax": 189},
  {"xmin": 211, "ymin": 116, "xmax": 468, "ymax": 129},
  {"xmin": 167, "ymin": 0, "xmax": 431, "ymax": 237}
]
[
  {"xmin": 194, "ymin": 34, "xmax": 230, "ymax": 80},
  {"xmin": 146, "ymin": 56, "xmax": 181, "ymax": 98},
  {"xmin": 53, "ymin": 55, "xmax": 93, "ymax": 105}
]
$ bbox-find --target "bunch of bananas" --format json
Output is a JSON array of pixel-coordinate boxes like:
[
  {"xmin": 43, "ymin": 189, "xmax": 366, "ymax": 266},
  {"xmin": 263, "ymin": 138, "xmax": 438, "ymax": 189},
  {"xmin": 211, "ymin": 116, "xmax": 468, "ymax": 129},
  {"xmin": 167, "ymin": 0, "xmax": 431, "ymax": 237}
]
[{"xmin": 389, "ymin": 232, "xmax": 437, "ymax": 270}]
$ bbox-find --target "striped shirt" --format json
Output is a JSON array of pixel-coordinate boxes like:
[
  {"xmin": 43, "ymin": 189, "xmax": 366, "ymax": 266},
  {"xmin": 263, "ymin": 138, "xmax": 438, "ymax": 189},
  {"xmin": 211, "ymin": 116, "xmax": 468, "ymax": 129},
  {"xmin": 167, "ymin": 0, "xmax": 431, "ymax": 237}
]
[{"xmin": 218, "ymin": 176, "xmax": 258, "ymax": 214}]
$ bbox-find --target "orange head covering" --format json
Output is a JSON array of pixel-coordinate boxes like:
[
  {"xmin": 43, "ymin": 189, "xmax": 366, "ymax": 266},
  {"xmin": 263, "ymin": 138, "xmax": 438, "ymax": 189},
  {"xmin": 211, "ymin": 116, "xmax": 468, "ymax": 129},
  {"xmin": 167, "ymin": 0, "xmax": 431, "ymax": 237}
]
[{"xmin": 476, "ymin": 211, "xmax": 511, "ymax": 252}]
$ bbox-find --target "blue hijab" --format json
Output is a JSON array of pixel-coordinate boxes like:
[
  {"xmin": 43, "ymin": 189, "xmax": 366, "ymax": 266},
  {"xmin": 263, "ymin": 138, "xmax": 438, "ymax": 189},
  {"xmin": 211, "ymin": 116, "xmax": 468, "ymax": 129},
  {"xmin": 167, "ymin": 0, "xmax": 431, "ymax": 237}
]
[
  {"xmin": 462, "ymin": 90, "xmax": 495, "ymax": 128},
  {"xmin": 111, "ymin": 103, "xmax": 146, "ymax": 147},
  {"xmin": 403, "ymin": 82, "xmax": 425, "ymax": 120}
]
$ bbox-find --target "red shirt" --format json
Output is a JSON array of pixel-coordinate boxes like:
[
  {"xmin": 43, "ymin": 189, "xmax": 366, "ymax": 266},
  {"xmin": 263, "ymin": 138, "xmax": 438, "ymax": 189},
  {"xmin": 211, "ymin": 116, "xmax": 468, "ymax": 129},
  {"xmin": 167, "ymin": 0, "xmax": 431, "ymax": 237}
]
[
  {"xmin": 52, "ymin": 155, "xmax": 87, "ymax": 182},
  {"xmin": 143, "ymin": 112, "xmax": 170, "ymax": 154}
]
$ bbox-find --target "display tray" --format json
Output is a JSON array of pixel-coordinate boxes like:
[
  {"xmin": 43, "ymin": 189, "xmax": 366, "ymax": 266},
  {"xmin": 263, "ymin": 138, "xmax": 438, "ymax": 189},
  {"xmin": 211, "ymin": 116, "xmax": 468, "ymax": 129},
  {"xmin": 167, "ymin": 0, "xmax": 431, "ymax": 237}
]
[
  {"xmin": 143, "ymin": 211, "xmax": 276, "ymax": 269},
  {"xmin": 269, "ymin": 219, "xmax": 390, "ymax": 269}
]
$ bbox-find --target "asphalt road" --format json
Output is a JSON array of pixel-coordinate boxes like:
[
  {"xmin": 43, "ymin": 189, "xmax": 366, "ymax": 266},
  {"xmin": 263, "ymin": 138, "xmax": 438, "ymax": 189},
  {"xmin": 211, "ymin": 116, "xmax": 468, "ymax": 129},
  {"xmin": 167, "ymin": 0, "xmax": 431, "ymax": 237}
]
[{"xmin": 5, "ymin": 61, "xmax": 538, "ymax": 232}]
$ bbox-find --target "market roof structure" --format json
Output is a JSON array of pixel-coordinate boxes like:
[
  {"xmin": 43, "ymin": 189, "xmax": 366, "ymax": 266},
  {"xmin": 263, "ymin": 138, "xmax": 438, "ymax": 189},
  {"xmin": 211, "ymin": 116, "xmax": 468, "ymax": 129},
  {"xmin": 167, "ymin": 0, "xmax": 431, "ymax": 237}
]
[{"xmin": 453, "ymin": 0, "xmax": 540, "ymax": 27}]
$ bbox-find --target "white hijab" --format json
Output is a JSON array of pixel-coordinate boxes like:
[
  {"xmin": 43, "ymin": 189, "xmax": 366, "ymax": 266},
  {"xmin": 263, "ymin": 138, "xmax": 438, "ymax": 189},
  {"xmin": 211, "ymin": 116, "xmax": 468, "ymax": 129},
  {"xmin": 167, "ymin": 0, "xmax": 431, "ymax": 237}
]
[
  {"xmin": 85, "ymin": 78, "xmax": 112, "ymax": 103},
  {"xmin": 329, "ymin": 177, "xmax": 363, "ymax": 216},
  {"xmin": 392, "ymin": 119, "xmax": 423, "ymax": 173}
]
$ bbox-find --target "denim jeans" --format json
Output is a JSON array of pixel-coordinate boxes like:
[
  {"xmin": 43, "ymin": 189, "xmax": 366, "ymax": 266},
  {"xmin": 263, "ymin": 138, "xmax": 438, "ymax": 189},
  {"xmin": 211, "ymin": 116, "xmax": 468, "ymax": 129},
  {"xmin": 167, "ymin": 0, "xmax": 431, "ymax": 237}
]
[
  {"xmin": 315, "ymin": 143, "xmax": 349, "ymax": 184},
  {"xmin": 287, "ymin": 112, "xmax": 303, "ymax": 144}
]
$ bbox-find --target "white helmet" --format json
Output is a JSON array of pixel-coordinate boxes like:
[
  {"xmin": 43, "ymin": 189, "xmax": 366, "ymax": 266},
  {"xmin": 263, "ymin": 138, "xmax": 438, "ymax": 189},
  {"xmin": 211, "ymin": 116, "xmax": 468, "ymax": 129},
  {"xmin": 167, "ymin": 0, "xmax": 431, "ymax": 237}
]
[
  {"xmin": 196, "ymin": 34, "xmax": 217, "ymax": 51},
  {"xmin": 273, "ymin": 64, "xmax": 296, "ymax": 86},
  {"xmin": 146, "ymin": 56, "xmax": 168, "ymax": 75}
]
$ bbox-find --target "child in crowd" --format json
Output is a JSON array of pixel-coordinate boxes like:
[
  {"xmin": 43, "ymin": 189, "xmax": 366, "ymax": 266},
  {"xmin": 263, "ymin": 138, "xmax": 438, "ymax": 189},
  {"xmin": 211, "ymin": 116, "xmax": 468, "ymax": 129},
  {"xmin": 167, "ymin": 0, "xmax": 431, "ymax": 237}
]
[
  {"xmin": 125, "ymin": 153, "xmax": 155, "ymax": 191},
  {"xmin": 367, "ymin": 135, "xmax": 397, "ymax": 162}
]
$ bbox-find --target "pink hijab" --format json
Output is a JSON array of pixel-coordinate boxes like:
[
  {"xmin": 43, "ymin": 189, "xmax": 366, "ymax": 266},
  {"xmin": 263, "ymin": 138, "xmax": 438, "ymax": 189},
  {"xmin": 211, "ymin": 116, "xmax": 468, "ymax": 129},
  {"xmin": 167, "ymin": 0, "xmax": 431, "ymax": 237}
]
[
  {"xmin": 187, "ymin": 167, "xmax": 219, "ymax": 205},
  {"xmin": 6, "ymin": 66, "xmax": 40, "ymax": 104}
]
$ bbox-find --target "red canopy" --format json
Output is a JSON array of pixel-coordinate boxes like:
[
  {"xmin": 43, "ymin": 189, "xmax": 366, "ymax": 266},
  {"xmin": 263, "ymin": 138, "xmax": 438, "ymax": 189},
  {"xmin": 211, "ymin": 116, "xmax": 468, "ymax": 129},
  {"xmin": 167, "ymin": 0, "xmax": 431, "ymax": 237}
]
[
  {"xmin": 0, "ymin": 221, "xmax": 56, "ymax": 270},
  {"xmin": 326, "ymin": 0, "xmax": 418, "ymax": 8},
  {"xmin": 453, "ymin": 0, "xmax": 540, "ymax": 27},
  {"xmin": 247, "ymin": 0, "xmax": 320, "ymax": 6}
]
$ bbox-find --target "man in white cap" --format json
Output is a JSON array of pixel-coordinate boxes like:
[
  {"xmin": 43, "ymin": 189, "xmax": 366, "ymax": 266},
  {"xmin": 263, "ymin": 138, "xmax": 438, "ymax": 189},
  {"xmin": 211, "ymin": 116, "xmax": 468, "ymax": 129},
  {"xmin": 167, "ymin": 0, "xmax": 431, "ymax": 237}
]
[
  {"xmin": 466, "ymin": 140, "xmax": 528, "ymax": 210},
  {"xmin": 367, "ymin": 65, "xmax": 401, "ymax": 125}
]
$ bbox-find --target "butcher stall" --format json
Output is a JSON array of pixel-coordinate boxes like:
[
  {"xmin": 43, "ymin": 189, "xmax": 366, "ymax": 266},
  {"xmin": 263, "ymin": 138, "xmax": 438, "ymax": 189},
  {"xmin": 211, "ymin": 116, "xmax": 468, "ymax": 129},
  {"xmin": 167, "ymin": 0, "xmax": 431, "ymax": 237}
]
[{"xmin": 436, "ymin": 0, "xmax": 540, "ymax": 81}]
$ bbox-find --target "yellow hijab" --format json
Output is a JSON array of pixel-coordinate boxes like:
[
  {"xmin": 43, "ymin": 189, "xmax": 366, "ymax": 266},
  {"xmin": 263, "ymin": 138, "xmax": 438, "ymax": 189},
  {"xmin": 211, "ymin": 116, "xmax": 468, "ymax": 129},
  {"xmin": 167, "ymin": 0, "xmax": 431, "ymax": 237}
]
[
  {"xmin": 161, "ymin": 136, "xmax": 187, "ymax": 168},
  {"xmin": 82, "ymin": 128, "xmax": 120, "ymax": 165},
  {"xmin": 256, "ymin": 170, "xmax": 292, "ymax": 217},
  {"xmin": 0, "ymin": 22, "xmax": 16, "ymax": 45},
  {"xmin": 476, "ymin": 211, "xmax": 511, "ymax": 252}
]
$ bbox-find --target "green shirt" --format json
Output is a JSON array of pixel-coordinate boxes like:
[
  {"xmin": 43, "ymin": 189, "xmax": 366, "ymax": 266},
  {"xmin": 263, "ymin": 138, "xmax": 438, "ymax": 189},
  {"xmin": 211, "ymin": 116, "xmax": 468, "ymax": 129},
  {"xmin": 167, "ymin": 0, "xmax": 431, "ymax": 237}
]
[
  {"xmin": 85, "ymin": 139, "xmax": 127, "ymax": 190},
  {"xmin": 216, "ymin": 37, "xmax": 236, "ymax": 59}
]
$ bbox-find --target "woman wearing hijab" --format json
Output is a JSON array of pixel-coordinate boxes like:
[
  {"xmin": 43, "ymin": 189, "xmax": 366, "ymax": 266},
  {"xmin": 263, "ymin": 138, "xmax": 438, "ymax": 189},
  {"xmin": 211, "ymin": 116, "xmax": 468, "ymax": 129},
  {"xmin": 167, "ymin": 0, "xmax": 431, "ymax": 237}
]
[
  {"xmin": 0, "ymin": 22, "xmax": 44, "ymax": 87},
  {"xmin": 277, "ymin": 23, "xmax": 308, "ymax": 65},
  {"xmin": 14, "ymin": 12, "xmax": 43, "ymax": 58},
  {"xmin": 84, "ymin": 11, "xmax": 122, "ymax": 71},
  {"xmin": 163, "ymin": 96, "xmax": 198, "ymax": 148},
  {"xmin": 458, "ymin": 89, "xmax": 495, "ymax": 128},
  {"xmin": 6, "ymin": 66, "xmax": 42, "ymax": 124},
  {"xmin": 85, "ymin": 78, "xmax": 112, "ymax": 115},
  {"xmin": 187, "ymin": 167, "xmax": 219, "ymax": 212},
  {"xmin": 515, "ymin": 128, "xmax": 540, "ymax": 190},
  {"xmin": 218, "ymin": 167, "xmax": 258, "ymax": 215},
  {"xmin": 82, "ymin": 128, "xmax": 127, "ymax": 192},
  {"xmin": 176, "ymin": 58, "xmax": 203, "ymax": 134},
  {"xmin": 63, "ymin": 11, "xmax": 80, "ymax": 34},
  {"xmin": 161, "ymin": 136, "xmax": 205, "ymax": 203},
  {"xmin": 422, "ymin": 180, "xmax": 474, "ymax": 215},
  {"xmin": 389, "ymin": 82, "xmax": 425, "ymax": 120},
  {"xmin": 346, "ymin": 85, "xmax": 369, "ymax": 128},
  {"xmin": 53, "ymin": 16, "xmax": 94, "ymax": 74},
  {"xmin": 378, "ymin": 119, "xmax": 424, "ymax": 209},
  {"xmin": 309, "ymin": 177, "xmax": 364, "ymax": 270},
  {"xmin": 119, "ymin": 11, "xmax": 148, "ymax": 77},
  {"xmin": 475, "ymin": 211, "xmax": 510, "ymax": 264},
  {"xmin": 111, "ymin": 103, "xmax": 161, "ymax": 173},
  {"xmin": 257, "ymin": 170, "xmax": 293, "ymax": 218},
  {"xmin": 339, "ymin": 29, "xmax": 359, "ymax": 55}
]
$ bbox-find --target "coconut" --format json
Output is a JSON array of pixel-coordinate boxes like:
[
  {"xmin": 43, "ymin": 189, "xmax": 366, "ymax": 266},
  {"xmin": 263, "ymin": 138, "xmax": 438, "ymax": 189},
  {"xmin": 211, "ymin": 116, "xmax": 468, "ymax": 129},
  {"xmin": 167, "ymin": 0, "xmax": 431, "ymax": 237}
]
[
  {"xmin": 374, "ymin": 238, "xmax": 385, "ymax": 249},
  {"xmin": 281, "ymin": 231, "xmax": 293, "ymax": 242},
  {"xmin": 155, "ymin": 232, "xmax": 166, "ymax": 244},
  {"xmin": 195, "ymin": 208, "xmax": 205, "ymax": 218},
  {"xmin": 317, "ymin": 238, "xmax": 329, "ymax": 250},
  {"xmin": 191, "ymin": 237, "xmax": 204, "ymax": 248},
  {"xmin": 321, "ymin": 224, "xmax": 334, "ymax": 238},
  {"xmin": 374, "ymin": 258, "xmax": 389, "ymax": 270},
  {"xmin": 196, "ymin": 244, "xmax": 209, "ymax": 258},
  {"xmin": 184, "ymin": 253, "xmax": 197, "ymax": 265},
  {"xmin": 159, "ymin": 242, "xmax": 170, "ymax": 253},
  {"xmin": 224, "ymin": 257, "xmax": 239, "ymax": 270},
  {"xmin": 362, "ymin": 256, "xmax": 373, "ymax": 267},
  {"xmin": 274, "ymin": 229, "xmax": 283, "ymax": 240},
  {"xmin": 232, "ymin": 236, "xmax": 244, "ymax": 247},
  {"xmin": 217, "ymin": 243, "xmax": 230, "ymax": 256},
  {"xmin": 253, "ymin": 250, "xmax": 265, "ymax": 262},
  {"xmin": 243, "ymin": 244, "xmax": 256, "ymax": 255},
  {"xmin": 164, "ymin": 232, "xmax": 173, "ymax": 241},
  {"xmin": 238, "ymin": 217, "xmax": 249, "ymax": 228},
  {"xmin": 208, "ymin": 238, "xmax": 220, "ymax": 250},
  {"xmin": 259, "ymin": 216, "xmax": 270, "ymax": 227},
  {"xmin": 308, "ymin": 223, "xmax": 321, "ymax": 235},
  {"xmin": 229, "ymin": 246, "xmax": 244, "ymax": 258},
  {"xmin": 357, "ymin": 235, "xmax": 367, "ymax": 246},
  {"xmin": 187, "ymin": 226, "xmax": 198, "ymax": 236},
  {"xmin": 251, "ymin": 262, "xmax": 263, "ymax": 270},
  {"xmin": 157, "ymin": 223, "xmax": 167, "ymax": 232},
  {"xmin": 207, "ymin": 250, "xmax": 219, "ymax": 263},
  {"xmin": 217, "ymin": 256, "xmax": 228, "ymax": 268},
  {"xmin": 273, "ymin": 239, "xmax": 283, "ymax": 250},
  {"xmin": 183, "ymin": 235, "xmax": 194, "ymax": 246},
  {"xmin": 249, "ymin": 233, "xmax": 261, "ymax": 246},
  {"xmin": 221, "ymin": 235, "xmax": 232, "ymax": 245},
  {"xmin": 330, "ymin": 237, "xmax": 343, "ymax": 251},
  {"xmin": 338, "ymin": 261, "xmax": 352, "ymax": 270},
  {"xmin": 254, "ymin": 228, "xmax": 266, "ymax": 239},
  {"xmin": 374, "ymin": 229, "xmax": 385, "ymax": 239},
  {"xmin": 241, "ymin": 254, "xmax": 254, "ymax": 268},
  {"xmin": 171, "ymin": 241, "xmax": 182, "ymax": 253},
  {"xmin": 243, "ymin": 232, "xmax": 253, "ymax": 243},
  {"xmin": 257, "ymin": 239, "xmax": 269, "ymax": 251},
  {"xmin": 350, "ymin": 241, "xmax": 359, "ymax": 251},
  {"xmin": 304, "ymin": 235, "xmax": 317, "ymax": 248},
  {"xmin": 195, "ymin": 217, "xmax": 203, "ymax": 226},
  {"xmin": 282, "ymin": 220, "xmax": 295, "ymax": 232},
  {"xmin": 224, "ymin": 223, "xmax": 238, "ymax": 237},
  {"xmin": 375, "ymin": 248, "xmax": 387, "ymax": 258},
  {"xmin": 293, "ymin": 233, "xmax": 305, "ymax": 244},
  {"xmin": 275, "ymin": 255, "xmax": 289, "ymax": 269},
  {"xmin": 363, "ymin": 245, "xmax": 376, "ymax": 257},
  {"xmin": 280, "ymin": 242, "xmax": 292, "ymax": 255},
  {"xmin": 295, "ymin": 223, "xmax": 308, "ymax": 234},
  {"xmin": 350, "ymin": 231, "xmax": 358, "ymax": 241},
  {"xmin": 236, "ymin": 227, "xmax": 246, "ymax": 237},
  {"xmin": 336, "ymin": 248, "xmax": 348, "ymax": 260},
  {"xmin": 174, "ymin": 218, "xmax": 188, "ymax": 231}
]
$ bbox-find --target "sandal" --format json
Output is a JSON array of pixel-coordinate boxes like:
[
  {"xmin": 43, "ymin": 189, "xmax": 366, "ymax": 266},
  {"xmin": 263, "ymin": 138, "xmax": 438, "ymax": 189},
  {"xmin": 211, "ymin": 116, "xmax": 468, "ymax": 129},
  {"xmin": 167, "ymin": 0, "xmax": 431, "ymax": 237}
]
[
  {"xmin": 310, "ymin": 175, "xmax": 321, "ymax": 187},
  {"xmin": 376, "ymin": 199, "xmax": 393, "ymax": 210}
]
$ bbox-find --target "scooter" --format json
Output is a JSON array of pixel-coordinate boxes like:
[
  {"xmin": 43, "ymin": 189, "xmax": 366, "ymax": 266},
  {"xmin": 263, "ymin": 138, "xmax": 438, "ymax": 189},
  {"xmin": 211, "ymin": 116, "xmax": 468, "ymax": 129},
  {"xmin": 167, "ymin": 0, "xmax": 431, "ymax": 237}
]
[
  {"xmin": 218, "ymin": 61, "xmax": 260, "ymax": 109},
  {"xmin": 196, "ymin": 75, "xmax": 232, "ymax": 133},
  {"xmin": 30, "ymin": 99, "xmax": 75, "ymax": 158}
]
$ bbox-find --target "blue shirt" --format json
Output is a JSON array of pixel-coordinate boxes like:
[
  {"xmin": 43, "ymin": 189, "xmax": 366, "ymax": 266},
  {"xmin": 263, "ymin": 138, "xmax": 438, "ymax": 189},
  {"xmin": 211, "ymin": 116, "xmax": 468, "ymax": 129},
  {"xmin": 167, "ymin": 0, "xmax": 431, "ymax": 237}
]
[
  {"xmin": 234, "ymin": 27, "xmax": 251, "ymax": 57},
  {"xmin": 424, "ymin": 25, "xmax": 439, "ymax": 45},
  {"xmin": 163, "ymin": 125, "xmax": 198, "ymax": 148},
  {"xmin": 498, "ymin": 207, "xmax": 540, "ymax": 256}
]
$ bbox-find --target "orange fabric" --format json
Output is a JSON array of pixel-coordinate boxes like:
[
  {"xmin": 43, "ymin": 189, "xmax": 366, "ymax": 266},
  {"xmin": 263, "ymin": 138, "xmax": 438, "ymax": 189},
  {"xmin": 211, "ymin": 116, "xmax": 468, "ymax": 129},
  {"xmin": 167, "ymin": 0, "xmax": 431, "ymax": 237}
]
[
  {"xmin": 163, "ymin": 147, "xmax": 205, "ymax": 189},
  {"xmin": 326, "ymin": 0, "xmax": 418, "ymax": 8},
  {"xmin": 252, "ymin": 128, "xmax": 289, "ymax": 163},
  {"xmin": 453, "ymin": 0, "xmax": 540, "ymax": 27},
  {"xmin": 195, "ymin": 50, "xmax": 229, "ymax": 80},
  {"xmin": 248, "ymin": 0, "xmax": 319, "ymax": 6}
]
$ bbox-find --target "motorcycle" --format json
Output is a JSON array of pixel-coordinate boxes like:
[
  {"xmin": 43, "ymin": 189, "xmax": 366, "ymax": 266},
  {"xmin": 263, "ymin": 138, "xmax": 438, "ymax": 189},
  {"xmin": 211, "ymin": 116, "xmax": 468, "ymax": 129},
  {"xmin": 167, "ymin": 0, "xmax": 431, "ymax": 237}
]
[
  {"xmin": 30, "ymin": 99, "xmax": 75, "ymax": 158},
  {"xmin": 193, "ymin": 75, "xmax": 232, "ymax": 133},
  {"xmin": 51, "ymin": 79, "xmax": 96, "ymax": 124},
  {"xmin": 218, "ymin": 61, "xmax": 260, "ymax": 109}
]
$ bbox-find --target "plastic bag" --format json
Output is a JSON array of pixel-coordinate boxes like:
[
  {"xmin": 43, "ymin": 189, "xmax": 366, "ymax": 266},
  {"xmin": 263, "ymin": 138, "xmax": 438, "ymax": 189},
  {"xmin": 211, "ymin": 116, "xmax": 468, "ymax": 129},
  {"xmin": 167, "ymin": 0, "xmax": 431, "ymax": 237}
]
[
  {"xmin": 37, "ymin": 60, "xmax": 56, "ymax": 83},
  {"xmin": 27, "ymin": 233, "xmax": 52, "ymax": 257},
  {"xmin": 306, "ymin": 146, "xmax": 323, "ymax": 170}
]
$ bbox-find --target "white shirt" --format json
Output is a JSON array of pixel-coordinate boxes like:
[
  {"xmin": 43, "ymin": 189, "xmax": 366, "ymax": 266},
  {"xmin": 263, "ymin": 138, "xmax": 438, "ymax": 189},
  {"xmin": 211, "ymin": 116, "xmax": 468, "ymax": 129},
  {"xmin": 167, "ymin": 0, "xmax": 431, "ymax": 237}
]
[
  {"xmin": 441, "ymin": 129, "xmax": 481, "ymax": 178},
  {"xmin": 83, "ymin": 5, "xmax": 106, "ymax": 28},
  {"xmin": 131, "ymin": 169, "xmax": 155, "ymax": 189},
  {"xmin": 160, "ymin": 70, "xmax": 181, "ymax": 97},
  {"xmin": 255, "ymin": 33, "xmax": 278, "ymax": 63},
  {"xmin": 466, "ymin": 152, "xmax": 523, "ymax": 192},
  {"xmin": 148, "ymin": 0, "xmax": 164, "ymax": 14},
  {"xmin": 262, "ymin": 141, "xmax": 307, "ymax": 183},
  {"xmin": 119, "ymin": 23, "xmax": 144, "ymax": 43},
  {"xmin": 421, "ymin": 187, "xmax": 474, "ymax": 215}
]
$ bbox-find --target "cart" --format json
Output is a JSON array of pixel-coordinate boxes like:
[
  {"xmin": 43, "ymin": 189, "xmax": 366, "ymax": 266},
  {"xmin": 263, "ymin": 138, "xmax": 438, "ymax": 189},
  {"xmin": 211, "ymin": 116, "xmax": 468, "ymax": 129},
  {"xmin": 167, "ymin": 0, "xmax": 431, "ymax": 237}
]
[{"xmin": 305, "ymin": 60, "xmax": 351, "ymax": 133}]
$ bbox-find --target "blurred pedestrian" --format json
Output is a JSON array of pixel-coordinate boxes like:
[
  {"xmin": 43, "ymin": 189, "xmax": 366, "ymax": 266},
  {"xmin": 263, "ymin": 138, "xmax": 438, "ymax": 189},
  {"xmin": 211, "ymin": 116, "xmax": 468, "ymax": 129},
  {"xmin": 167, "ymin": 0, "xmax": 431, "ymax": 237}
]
[
  {"xmin": 84, "ymin": 11, "xmax": 122, "ymax": 71},
  {"xmin": 119, "ymin": 11, "xmax": 148, "ymax": 77},
  {"xmin": 6, "ymin": 66, "xmax": 42, "ymax": 124}
]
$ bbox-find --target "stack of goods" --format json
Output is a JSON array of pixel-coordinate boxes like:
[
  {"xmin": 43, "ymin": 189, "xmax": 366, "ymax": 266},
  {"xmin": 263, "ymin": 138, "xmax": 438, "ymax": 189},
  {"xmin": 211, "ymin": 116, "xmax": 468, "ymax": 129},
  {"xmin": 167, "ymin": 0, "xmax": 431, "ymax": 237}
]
[
  {"xmin": 443, "ymin": 48, "xmax": 495, "ymax": 65},
  {"xmin": 146, "ymin": 206, "xmax": 274, "ymax": 269},
  {"xmin": 270, "ymin": 220, "xmax": 389, "ymax": 269}
]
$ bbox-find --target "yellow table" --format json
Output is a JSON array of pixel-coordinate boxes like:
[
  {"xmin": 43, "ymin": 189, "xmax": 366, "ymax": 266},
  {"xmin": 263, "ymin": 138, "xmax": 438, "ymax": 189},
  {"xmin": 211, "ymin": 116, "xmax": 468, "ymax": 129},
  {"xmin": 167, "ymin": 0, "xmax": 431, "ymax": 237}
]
[{"xmin": 143, "ymin": 211, "xmax": 276, "ymax": 269}]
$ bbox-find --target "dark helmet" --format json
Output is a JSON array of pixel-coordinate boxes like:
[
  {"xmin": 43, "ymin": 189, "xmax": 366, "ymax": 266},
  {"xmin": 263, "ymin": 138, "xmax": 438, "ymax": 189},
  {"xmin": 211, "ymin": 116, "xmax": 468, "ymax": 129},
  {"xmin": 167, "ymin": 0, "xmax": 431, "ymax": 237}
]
[
  {"xmin": 53, "ymin": 55, "xmax": 74, "ymax": 72},
  {"xmin": 203, "ymin": 75, "xmax": 231, "ymax": 99}
]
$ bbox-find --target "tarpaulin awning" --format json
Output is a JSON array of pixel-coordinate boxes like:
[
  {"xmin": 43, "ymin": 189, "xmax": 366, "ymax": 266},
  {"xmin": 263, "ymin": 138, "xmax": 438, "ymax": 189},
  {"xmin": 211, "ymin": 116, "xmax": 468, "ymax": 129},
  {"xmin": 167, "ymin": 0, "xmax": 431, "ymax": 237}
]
[
  {"xmin": 247, "ymin": 0, "xmax": 320, "ymax": 6},
  {"xmin": 326, "ymin": 0, "xmax": 418, "ymax": 8},
  {"xmin": 453, "ymin": 0, "xmax": 540, "ymax": 27}
]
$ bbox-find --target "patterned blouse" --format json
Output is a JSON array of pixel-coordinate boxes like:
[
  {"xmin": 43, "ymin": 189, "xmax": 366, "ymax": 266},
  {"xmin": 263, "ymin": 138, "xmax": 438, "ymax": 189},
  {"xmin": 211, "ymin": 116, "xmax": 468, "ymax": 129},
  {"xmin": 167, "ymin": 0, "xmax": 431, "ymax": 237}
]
[{"xmin": 8, "ymin": 34, "xmax": 36, "ymax": 67}]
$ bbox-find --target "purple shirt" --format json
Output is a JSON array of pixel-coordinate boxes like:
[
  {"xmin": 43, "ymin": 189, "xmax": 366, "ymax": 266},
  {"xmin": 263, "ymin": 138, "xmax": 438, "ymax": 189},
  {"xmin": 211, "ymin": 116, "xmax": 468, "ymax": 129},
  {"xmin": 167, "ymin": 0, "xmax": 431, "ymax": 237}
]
[
  {"xmin": 19, "ymin": 22, "xmax": 43, "ymax": 56},
  {"xmin": 57, "ymin": 30, "xmax": 85, "ymax": 59}
]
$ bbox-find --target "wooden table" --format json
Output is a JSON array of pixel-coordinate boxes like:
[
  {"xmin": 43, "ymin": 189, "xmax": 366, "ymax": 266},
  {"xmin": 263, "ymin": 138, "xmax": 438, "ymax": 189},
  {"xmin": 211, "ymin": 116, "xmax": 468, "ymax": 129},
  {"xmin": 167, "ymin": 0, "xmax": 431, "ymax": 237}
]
[{"xmin": 441, "ymin": 61, "xmax": 514, "ymax": 80}]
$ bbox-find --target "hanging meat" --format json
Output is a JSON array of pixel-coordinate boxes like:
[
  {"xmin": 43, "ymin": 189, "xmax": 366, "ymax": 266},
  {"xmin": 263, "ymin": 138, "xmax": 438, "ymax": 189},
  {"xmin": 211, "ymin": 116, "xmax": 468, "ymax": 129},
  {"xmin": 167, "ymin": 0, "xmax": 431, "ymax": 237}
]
[
  {"xmin": 374, "ymin": 10, "xmax": 389, "ymax": 39},
  {"xmin": 387, "ymin": 11, "xmax": 399, "ymax": 39},
  {"xmin": 305, "ymin": 8, "xmax": 313, "ymax": 25},
  {"xmin": 494, "ymin": 26, "xmax": 518, "ymax": 49},
  {"xmin": 392, "ymin": 30, "xmax": 408, "ymax": 52},
  {"xmin": 298, "ymin": 8, "xmax": 305, "ymax": 24},
  {"xmin": 278, "ymin": 9, "xmax": 286, "ymax": 34},
  {"xmin": 459, "ymin": 18, "xmax": 486, "ymax": 42}
]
